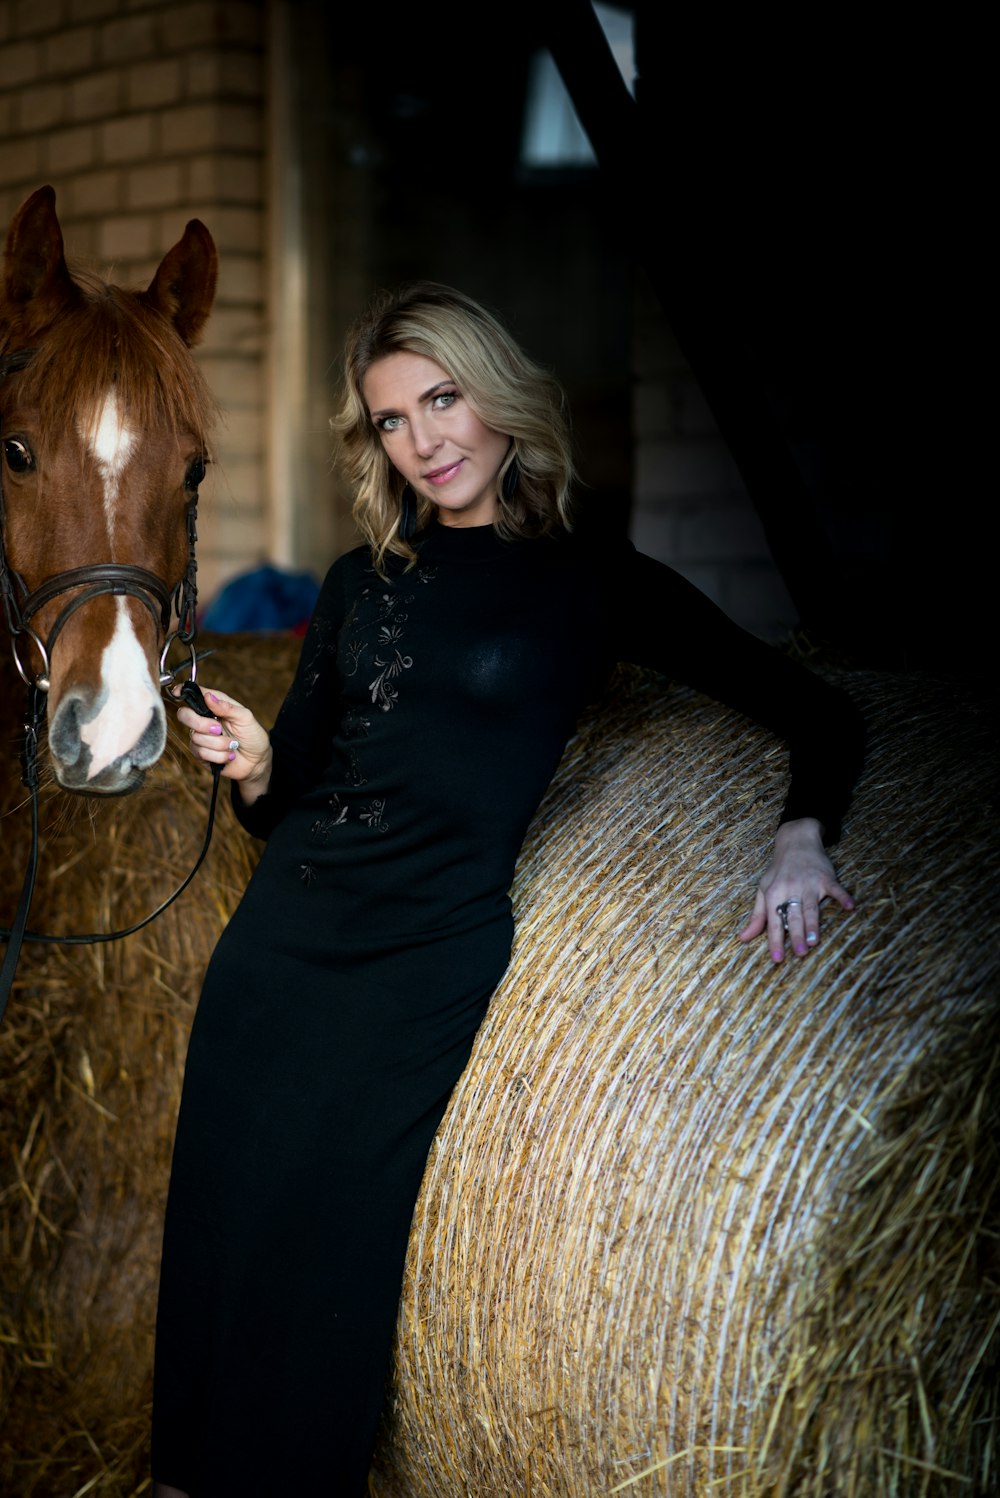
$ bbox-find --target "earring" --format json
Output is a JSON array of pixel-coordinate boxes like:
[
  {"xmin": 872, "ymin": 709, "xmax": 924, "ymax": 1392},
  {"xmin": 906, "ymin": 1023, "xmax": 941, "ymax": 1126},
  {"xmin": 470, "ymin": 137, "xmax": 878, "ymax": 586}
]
[
  {"xmin": 399, "ymin": 485, "xmax": 417, "ymax": 542},
  {"xmin": 501, "ymin": 455, "xmax": 519, "ymax": 503}
]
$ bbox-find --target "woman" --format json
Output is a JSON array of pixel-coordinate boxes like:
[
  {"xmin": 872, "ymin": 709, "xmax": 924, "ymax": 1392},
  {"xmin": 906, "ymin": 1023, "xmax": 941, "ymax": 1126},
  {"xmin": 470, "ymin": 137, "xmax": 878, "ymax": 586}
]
[{"xmin": 152, "ymin": 283, "xmax": 865, "ymax": 1497}]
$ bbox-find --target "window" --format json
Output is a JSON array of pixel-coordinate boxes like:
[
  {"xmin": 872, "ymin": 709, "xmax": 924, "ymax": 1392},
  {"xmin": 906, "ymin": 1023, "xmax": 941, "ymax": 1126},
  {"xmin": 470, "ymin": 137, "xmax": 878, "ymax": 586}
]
[{"xmin": 519, "ymin": 3, "xmax": 636, "ymax": 168}]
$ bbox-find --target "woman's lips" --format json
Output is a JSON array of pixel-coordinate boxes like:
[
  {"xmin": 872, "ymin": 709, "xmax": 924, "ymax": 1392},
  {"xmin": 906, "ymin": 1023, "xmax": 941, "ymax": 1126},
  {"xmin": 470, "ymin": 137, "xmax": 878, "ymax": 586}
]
[{"xmin": 424, "ymin": 459, "xmax": 463, "ymax": 486}]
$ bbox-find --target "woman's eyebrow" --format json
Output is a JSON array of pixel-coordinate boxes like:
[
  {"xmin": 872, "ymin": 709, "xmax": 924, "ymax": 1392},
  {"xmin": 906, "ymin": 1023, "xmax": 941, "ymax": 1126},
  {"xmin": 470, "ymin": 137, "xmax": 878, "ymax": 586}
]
[{"xmin": 369, "ymin": 381, "xmax": 455, "ymax": 421}]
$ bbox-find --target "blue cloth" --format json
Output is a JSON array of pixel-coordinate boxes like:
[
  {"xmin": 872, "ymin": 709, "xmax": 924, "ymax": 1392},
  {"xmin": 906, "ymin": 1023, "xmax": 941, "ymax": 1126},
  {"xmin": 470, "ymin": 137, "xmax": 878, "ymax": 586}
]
[{"xmin": 199, "ymin": 565, "xmax": 320, "ymax": 635}]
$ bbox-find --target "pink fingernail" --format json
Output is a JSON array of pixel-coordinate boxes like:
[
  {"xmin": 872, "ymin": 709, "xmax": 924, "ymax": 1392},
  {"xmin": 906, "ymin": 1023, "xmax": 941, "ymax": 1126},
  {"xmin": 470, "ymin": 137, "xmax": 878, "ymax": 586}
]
[
  {"xmin": 228, "ymin": 750, "xmax": 236, "ymax": 761},
  {"xmin": 209, "ymin": 723, "xmax": 223, "ymax": 735},
  {"xmin": 772, "ymin": 949, "xmax": 783, "ymax": 963}
]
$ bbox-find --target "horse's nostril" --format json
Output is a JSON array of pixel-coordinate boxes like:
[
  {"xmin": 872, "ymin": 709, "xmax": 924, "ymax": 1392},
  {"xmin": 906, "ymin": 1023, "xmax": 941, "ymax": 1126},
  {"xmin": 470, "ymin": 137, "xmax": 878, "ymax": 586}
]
[
  {"xmin": 132, "ymin": 704, "xmax": 167, "ymax": 768},
  {"xmin": 49, "ymin": 694, "xmax": 85, "ymax": 765}
]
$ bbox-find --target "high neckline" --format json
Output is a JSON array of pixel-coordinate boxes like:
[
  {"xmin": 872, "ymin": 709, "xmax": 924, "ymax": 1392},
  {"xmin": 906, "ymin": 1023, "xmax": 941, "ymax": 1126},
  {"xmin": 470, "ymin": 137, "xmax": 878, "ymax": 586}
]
[{"xmin": 416, "ymin": 520, "xmax": 515, "ymax": 562}]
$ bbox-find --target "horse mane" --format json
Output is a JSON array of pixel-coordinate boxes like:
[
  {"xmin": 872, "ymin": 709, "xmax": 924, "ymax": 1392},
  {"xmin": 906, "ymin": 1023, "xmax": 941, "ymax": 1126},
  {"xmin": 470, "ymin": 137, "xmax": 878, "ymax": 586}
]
[{"xmin": 10, "ymin": 269, "xmax": 219, "ymax": 448}]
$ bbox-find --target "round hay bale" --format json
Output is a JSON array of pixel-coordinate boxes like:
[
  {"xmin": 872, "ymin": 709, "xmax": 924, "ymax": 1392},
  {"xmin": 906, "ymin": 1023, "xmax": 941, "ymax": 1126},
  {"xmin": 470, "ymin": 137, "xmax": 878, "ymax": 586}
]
[{"xmin": 369, "ymin": 665, "xmax": 999, "ymax": 1498}]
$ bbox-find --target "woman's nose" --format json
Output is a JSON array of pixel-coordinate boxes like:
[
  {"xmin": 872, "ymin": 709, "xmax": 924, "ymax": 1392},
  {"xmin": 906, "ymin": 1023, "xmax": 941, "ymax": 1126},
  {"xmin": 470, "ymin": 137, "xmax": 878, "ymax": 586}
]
[{"xmin": 410, "ymin": 417, "xmax": 441, "ymax": 458}]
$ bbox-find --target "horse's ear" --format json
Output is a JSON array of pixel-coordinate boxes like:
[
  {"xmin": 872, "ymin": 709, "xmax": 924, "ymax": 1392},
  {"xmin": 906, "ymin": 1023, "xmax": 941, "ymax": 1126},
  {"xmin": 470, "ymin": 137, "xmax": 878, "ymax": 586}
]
[
  {"xmin": 1, "ymin": 184, "xmax": 81, "ymax": 330},
  {"xmin": 143, "ymin": 219, "xmax": 218, "ymax": 347}
]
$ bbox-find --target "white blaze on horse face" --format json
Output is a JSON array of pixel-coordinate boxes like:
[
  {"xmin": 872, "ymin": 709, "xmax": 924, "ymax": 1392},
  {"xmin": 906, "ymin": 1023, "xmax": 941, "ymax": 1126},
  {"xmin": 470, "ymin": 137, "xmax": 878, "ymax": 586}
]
[
  {"xmin": 75, "ymin": 390, "xmax": 163, "ymax": 779},
  {"xmin": 80, "ymin": 389, "xmax": 138, "ymax": 532},
  {"xmin": 79, "ymin": 601, "xmax": 163, "ymax": 778}
]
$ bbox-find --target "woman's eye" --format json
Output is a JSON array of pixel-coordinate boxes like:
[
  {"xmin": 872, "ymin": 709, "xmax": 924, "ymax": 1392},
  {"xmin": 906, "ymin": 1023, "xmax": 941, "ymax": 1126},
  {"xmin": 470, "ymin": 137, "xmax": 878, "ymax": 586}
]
[
  {"xmin": 433, "ymin": 391, "xmax": 458, "ymax": 410},
  {"xmin": 377, "ymin": 415, "xmax": 404, "ymax": 432},
  {"xmin": 2, "ymin": 437, "xmax": 34, "ymax": 473},
  {"xmin": 185, "ymin": 455, "xmax": 207, "ymax": 490}
]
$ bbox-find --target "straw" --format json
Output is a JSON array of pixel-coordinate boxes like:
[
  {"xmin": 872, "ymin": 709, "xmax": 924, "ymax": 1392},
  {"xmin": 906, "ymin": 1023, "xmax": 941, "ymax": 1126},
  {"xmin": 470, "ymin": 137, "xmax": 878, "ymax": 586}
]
[{"xmin": 3, "ymin": 647, "xmax": 996, "ymax": 1497}]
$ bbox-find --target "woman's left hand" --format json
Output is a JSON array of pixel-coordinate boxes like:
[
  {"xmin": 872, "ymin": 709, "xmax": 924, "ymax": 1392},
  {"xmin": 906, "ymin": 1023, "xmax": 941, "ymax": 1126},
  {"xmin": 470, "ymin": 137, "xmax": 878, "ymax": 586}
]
[{"xmin": 738, "ymin": 817, "xmax": 856, "ymax": 962}]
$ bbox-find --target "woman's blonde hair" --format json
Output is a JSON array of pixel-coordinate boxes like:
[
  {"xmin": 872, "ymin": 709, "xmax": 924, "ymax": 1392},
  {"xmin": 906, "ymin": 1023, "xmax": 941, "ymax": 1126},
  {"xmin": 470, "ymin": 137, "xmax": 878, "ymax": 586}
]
[{"xmin": 331, "ymin": 282, "xmax": 575, "ymax": 571}]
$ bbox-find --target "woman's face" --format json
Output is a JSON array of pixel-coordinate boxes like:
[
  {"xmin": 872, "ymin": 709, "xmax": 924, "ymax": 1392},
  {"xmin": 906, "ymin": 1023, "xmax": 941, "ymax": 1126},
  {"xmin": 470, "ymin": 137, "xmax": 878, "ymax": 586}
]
[{"xmin": 362, "ymin": 351, "xmax": 510, "ymax": 528}]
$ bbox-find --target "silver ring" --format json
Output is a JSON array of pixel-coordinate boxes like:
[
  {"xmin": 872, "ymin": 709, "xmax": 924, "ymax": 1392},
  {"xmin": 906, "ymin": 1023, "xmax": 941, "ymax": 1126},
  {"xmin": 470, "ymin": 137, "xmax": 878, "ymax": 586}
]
[
  {"xmin": 228, "ymin": 738, "xmax": 240, "ymax": 754},
  {"xmin": 776, "ymin": 898, "xmax": 802, "ymax": 933}
]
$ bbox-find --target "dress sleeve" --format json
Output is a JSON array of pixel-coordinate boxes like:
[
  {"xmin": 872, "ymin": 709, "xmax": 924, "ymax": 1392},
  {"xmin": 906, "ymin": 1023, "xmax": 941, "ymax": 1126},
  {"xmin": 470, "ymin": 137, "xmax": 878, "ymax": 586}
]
[
  {"xmin": 606, "ymin": 541, "xmax": 866, "ymax": 844},
  {"xmin": 230, "ymin": 554, "xmax": 353, "ymax": 839}
]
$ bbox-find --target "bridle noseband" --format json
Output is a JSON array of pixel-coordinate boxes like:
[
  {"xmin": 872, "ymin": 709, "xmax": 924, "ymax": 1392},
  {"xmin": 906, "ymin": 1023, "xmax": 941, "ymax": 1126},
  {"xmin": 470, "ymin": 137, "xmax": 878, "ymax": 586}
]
[{"xmin": 0, "ymin": 346, "xmax": 221, "ymax": 1025}]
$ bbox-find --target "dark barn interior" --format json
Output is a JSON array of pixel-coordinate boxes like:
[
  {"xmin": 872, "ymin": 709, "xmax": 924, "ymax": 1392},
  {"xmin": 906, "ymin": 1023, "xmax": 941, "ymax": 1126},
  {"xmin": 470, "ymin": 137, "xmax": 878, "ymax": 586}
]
[
  {"xmin": 277, "ymin": 0, "xmax": 973, "ymax": 681},
  {"xmin": 1, "ymin": 5, "xmax": 994, "ymax": 1496}
]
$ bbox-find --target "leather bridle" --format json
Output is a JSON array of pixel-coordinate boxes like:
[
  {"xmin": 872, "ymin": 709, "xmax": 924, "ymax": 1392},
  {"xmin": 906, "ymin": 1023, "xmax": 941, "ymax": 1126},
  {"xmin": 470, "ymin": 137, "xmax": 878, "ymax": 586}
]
[
  {"xmin": 0, "ymin": 346, "xmax": 221, "ymax": 1024},
  {"xmin": 0, "ymin": 349, "xmax": 202, "ymax": 693}
]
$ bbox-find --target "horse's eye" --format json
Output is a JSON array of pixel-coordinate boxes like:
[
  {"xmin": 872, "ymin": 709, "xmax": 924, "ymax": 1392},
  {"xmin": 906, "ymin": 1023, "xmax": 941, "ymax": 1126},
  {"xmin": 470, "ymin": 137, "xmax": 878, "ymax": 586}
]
[
  {"xmin": 2, "ymin": 437, "xmax": 34, "ymax": 474},
  {"xmin": 185, "ymin": 455, "xmax": 207, "ymax": 491}
]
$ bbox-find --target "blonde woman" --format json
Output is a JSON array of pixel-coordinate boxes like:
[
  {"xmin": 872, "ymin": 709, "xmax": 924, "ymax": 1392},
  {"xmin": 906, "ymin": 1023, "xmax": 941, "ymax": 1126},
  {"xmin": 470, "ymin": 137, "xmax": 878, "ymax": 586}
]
[{"xmin": 153, "ymin": 283, "xmax": 865, "ymax": 1497}]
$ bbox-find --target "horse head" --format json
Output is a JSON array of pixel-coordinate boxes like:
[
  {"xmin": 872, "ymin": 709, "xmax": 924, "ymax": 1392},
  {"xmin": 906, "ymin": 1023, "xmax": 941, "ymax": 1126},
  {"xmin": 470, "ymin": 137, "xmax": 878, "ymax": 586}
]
[{"xmin": 0, "ymin": 184, "xmax": 217, "ymax": 794}]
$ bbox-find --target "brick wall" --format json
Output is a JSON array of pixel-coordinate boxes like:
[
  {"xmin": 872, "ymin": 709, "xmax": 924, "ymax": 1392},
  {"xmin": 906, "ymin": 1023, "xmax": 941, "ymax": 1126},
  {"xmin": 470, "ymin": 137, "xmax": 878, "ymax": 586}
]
[{"xmin": 0, "ymin": 0, "xmax": 268, "ymax": 607}]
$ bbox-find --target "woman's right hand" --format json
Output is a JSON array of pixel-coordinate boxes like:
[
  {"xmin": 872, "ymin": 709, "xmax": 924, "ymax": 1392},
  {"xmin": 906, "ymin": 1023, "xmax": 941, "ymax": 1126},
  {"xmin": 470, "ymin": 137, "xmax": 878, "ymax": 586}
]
[{"xmin": 173, "ymin": 685, "xmax": 273, "ymax": 804}]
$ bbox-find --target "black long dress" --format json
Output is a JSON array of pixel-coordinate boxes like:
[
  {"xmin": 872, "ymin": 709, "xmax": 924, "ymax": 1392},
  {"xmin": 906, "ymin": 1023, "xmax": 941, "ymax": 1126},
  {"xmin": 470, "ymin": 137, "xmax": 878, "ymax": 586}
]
[{"xmin": 151, "ymin": 522, "xmax": 865, "ymax": 1497}]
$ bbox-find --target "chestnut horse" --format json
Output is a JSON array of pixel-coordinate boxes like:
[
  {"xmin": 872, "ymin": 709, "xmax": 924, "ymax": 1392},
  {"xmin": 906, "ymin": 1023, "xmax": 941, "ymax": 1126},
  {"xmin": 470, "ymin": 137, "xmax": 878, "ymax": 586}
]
[{"xmin": 0, "ymin": 184, "xmax": 217, "ymax": 795}]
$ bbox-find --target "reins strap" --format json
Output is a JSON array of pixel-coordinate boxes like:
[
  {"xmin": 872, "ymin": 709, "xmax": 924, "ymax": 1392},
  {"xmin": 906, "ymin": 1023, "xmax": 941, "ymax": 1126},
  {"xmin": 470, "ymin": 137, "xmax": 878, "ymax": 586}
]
[
  {"xmin": 0, "ymin": 686, "xmax": 44, "ymax": 1024},
  {"xmin": 0, "ymin": 694, "xmax": 222, "ymax": 1025},
  {"xmin": 0, "ymin": 799, "xmax": 39, "ymax": 1025}
]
